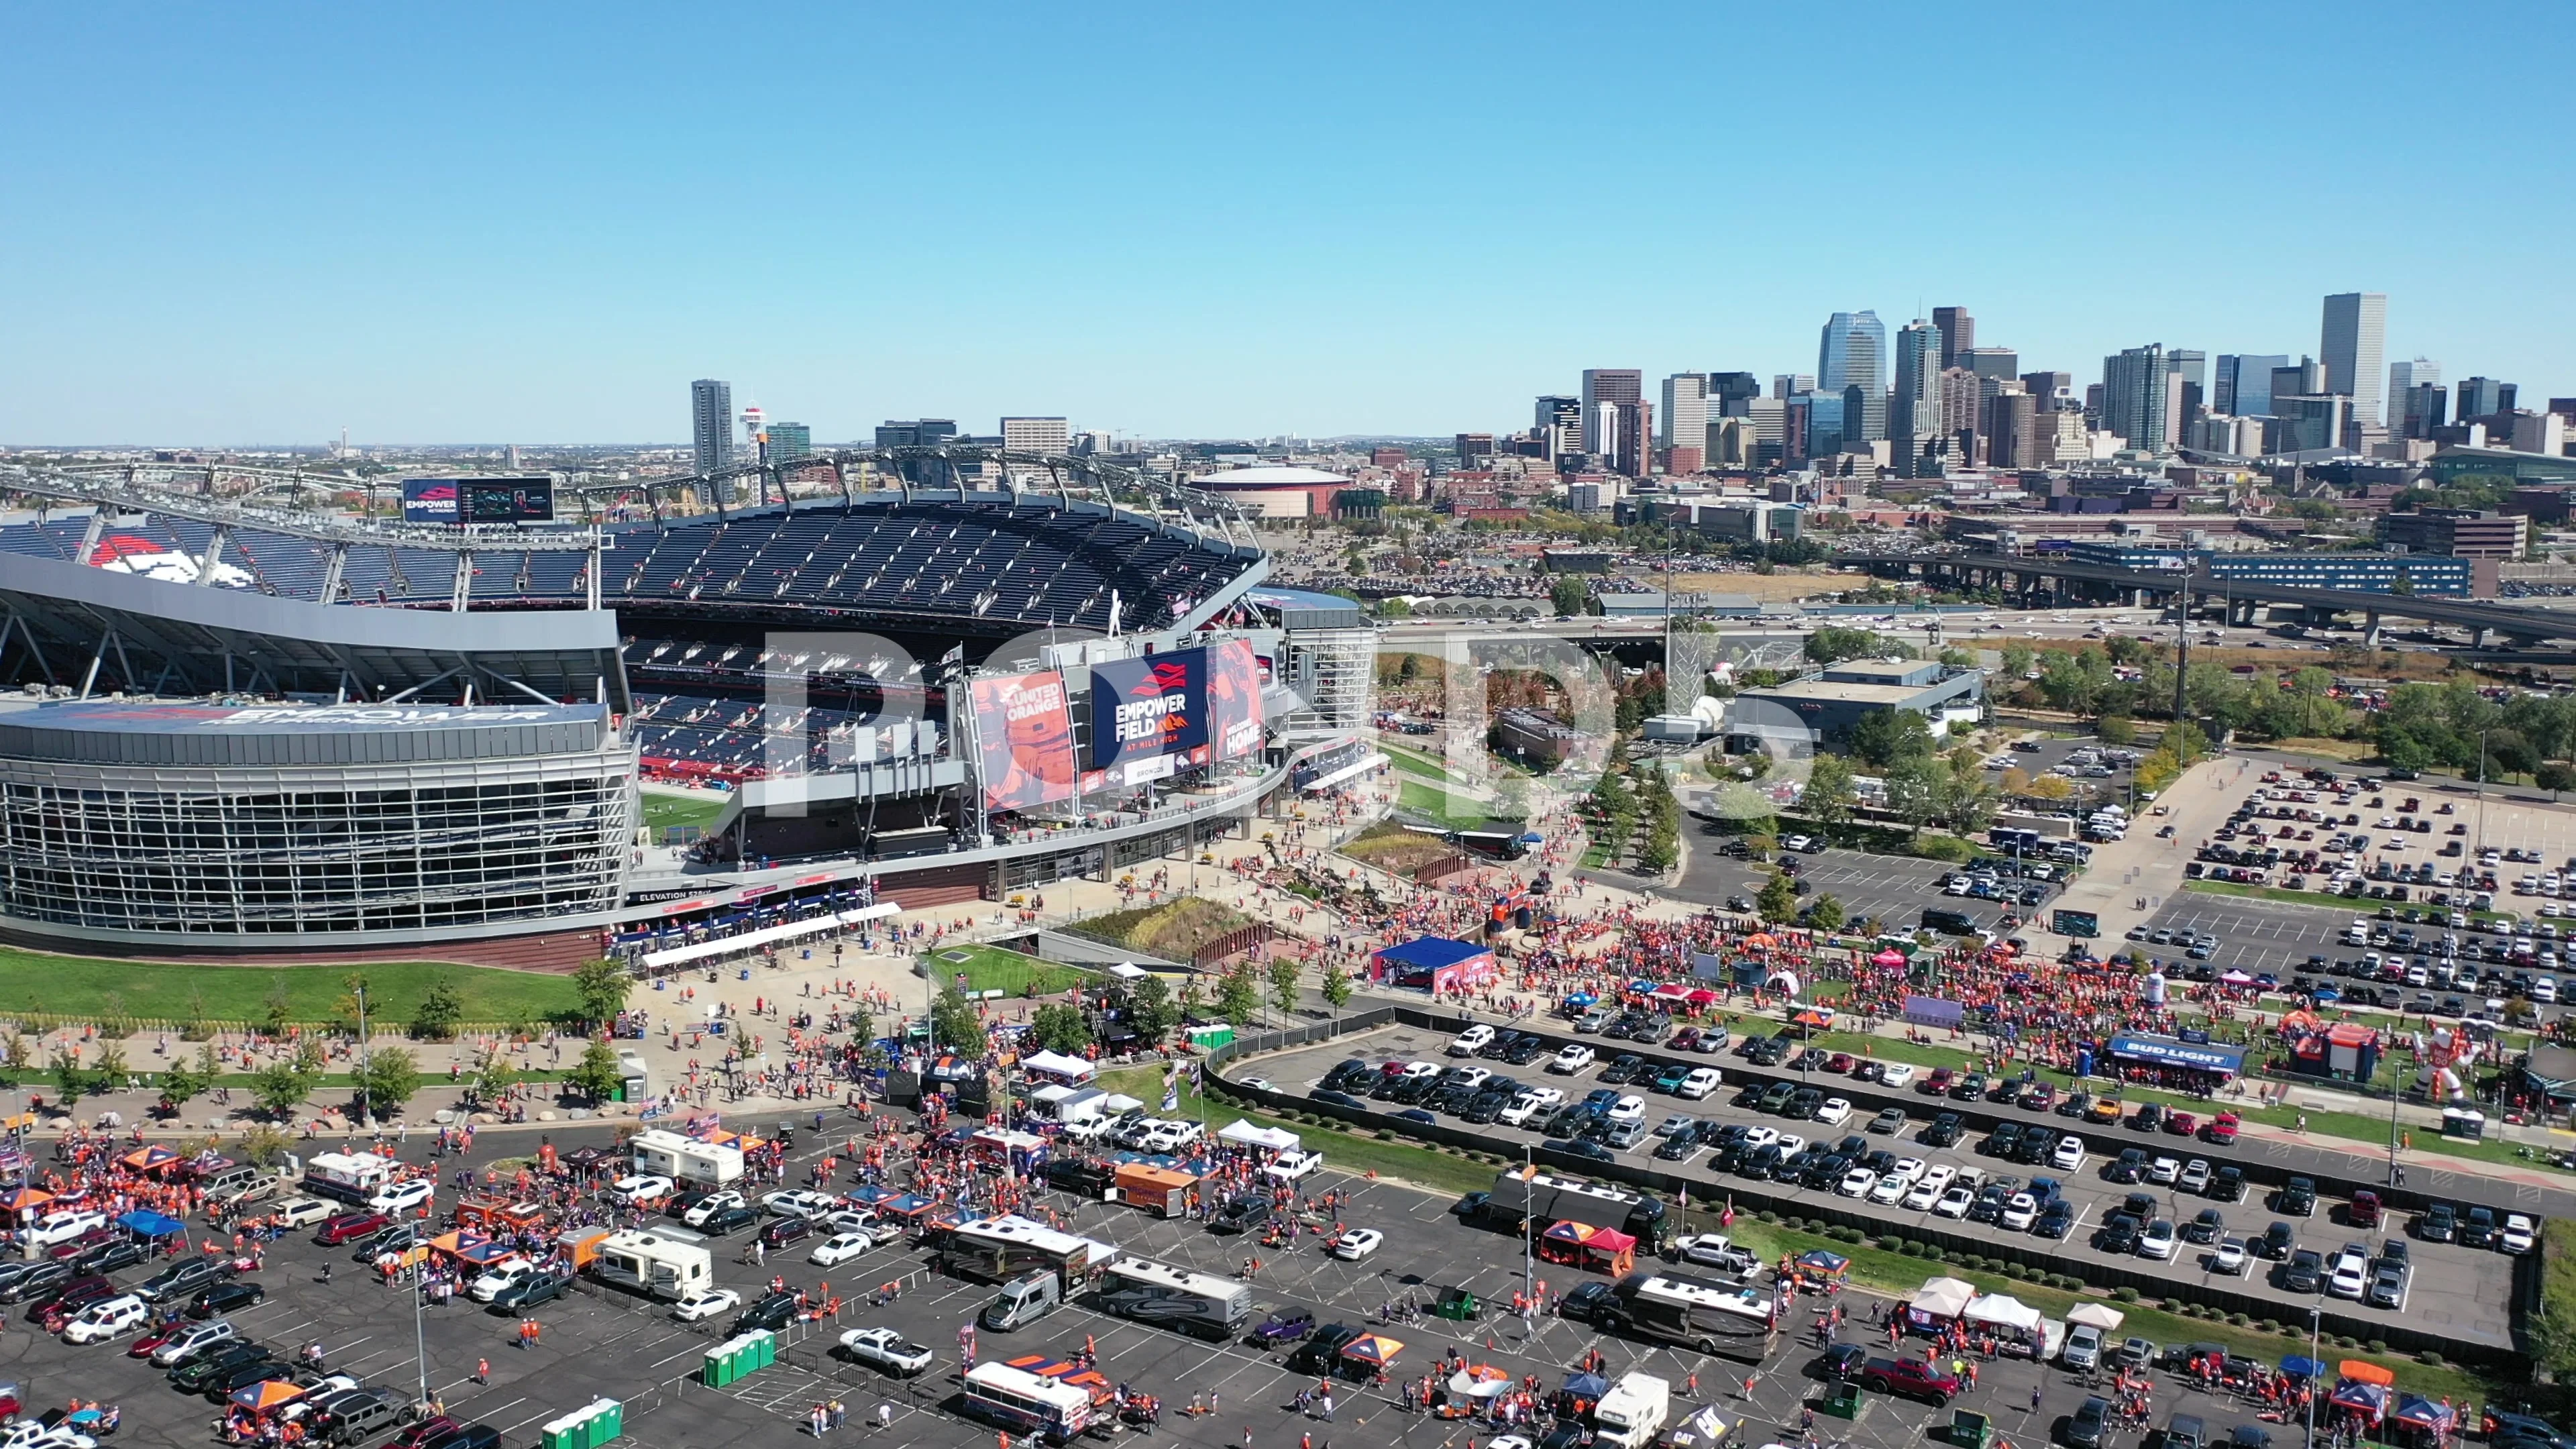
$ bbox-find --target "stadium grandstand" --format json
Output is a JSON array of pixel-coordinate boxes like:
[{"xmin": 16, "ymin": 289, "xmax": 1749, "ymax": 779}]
[{"xmin": 0, "ymin": 452, "xmax": 1379, "ymax": 968}]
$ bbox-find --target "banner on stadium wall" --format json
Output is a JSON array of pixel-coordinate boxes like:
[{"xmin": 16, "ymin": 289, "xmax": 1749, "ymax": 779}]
[
  {"xmin": 1203, "ymin": 638, "xmax": 1264, "ymax": 761},
  {"xmin": 965, "ymin": 669, "xmax": 1077, "ymax": 812},
  {"xmin": 1089, "ymin": 649, "xmax": 1208, "ymax": 769}
]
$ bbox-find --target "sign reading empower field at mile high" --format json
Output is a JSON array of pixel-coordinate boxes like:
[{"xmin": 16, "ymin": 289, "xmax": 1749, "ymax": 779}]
[
  {"xmin": 1087, "ymin": 641, "xmax": 1264, "ymax": 784},
  {"xmin": 965, "ymin": 669, "xmax": 1077, "ymax": 812}
]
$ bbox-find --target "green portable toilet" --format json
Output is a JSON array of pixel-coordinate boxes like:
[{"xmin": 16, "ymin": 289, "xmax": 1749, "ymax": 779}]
[{"xmin": 593, "ymin": 1399, "xmax": 624, "ymax": 1445}]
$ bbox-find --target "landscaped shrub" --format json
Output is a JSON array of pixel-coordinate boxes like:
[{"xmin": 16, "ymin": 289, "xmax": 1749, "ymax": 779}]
[
  {"xmin": 2228, "ymin": 1313, "xmax": 2249, "ymax": 1328},
  {"xmin": 1921, "ymin": 1246, "xmax": 1945, "ymax": 1263},
  {"xmin": 2418, "ymin": 1350, "xmax": 2445, "ymax": 1367},
  {"xmin": 1898, "ymin": 1240, "xmax": 1922, "ymax": 1257},
  {"xmin": 2112, "ymin": 1287, "xmax": 2139, "ymax": 1303},
  {"xmin": 2366, "ymin": 1340, "xmax": 2387, "ymax": 1354}
]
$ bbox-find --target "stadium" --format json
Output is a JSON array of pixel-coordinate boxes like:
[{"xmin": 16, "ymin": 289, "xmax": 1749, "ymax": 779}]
[{"xmin": 0, "ymin": 449, "xmax": 1381, "ymax": 968}]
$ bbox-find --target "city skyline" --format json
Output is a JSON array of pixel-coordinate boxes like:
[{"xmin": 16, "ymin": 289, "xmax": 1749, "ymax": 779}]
[{"xmin": 4, "ymin": 3, "xmax": 2572, "ymax": 445}]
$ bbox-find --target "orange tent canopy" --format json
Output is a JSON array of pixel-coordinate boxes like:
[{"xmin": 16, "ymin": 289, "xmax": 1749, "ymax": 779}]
[
  {"xmin": 2338, "ymin": 1360, "xmax": 2396, "ymax": 1387},
  {"xmin": 0, "ymin": 1187, "xmax": 54, "ymax": 1212},
  {"xmin": 229, "ymin": 1380, "xmax": 307, "ymax": 1413}
]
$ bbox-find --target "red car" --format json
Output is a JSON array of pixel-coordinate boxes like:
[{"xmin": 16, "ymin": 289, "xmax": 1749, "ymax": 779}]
[
  {"xmin": 1922, "ymin": 1068, "xmax": 1955, "ymax": 1095},
  {"xmin": 2162, "ymin": 1110, "xmax": 2198, "ymax": 1136},
  {"xmin": 2202, "ymin": 1112, "xmax": 2241, "ymax": 1145},
  {"xmin": 129, "ymin": 1323, "xmax": 185, "ymax": 1358},
  {"xmin": 316, "ymin": 1211, "xmax": 390, "ymax": 1245},
  {"xmin": 1825, "ymin": 1053, "xmax": 1856, "ymax": 1073},
  {"xmin": 391, "ymin": 1417, "xmax": 463, "ymax": 1449}
]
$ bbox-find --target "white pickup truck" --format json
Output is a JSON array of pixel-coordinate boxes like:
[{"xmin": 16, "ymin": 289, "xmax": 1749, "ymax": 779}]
[{"xmin": 1259, "ymin": 1150, "xmax": 1325, "ymax": 1185}]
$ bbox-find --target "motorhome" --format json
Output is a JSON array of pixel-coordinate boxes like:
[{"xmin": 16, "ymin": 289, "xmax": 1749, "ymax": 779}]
[
  {"xmin": 1095, "ymin": 1256, "xmax": 1253, "ymax": 1339},
  {"xmin": 588, "ymin": 1229, "xmax": 713, "ymax": 1300},
  {"xmin": 626, "ymin": 1130, "xmax": 745, "ymax": 1189}
]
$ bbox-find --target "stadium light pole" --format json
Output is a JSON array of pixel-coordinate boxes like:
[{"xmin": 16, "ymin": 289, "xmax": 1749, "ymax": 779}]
[{"xmin": 355, "ymin": 985, "xmax": 371, "ymax": 1132}]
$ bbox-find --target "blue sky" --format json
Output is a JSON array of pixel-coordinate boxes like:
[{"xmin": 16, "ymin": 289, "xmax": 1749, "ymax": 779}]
[{"xmin": 5, "ymin": 2, "xmax": 2570, "ymax": 445}]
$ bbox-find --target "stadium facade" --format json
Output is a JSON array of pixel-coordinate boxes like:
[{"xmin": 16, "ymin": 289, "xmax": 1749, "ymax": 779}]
[{"xmin": 0, "ymin": 453, "xmax": 1379, "ymax": 967}]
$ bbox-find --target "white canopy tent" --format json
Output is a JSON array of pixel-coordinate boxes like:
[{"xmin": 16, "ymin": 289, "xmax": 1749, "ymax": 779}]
[
  {"xmin": 1108, "ymin": 963, "xmax": 1150, "ymax": 980},
  {"xmin": 1218, "ymin": 1120, "xmax": 1300, "ymax": 1153},
  {"xmin": 1911, "ymin": 1276, "xmax": 1978, "ymax": 1320},
  {"xmin": 2065, "ymin": 1303, "xmax": 2126, "ymax": 1332},
  {"xmin": 1020, "ymin": 1050, "xmax": 1097, "ymax": 1084},
  {"xmin": 1966, "ymin": 1293, "xmax": 2043, "ymax": 1335}
]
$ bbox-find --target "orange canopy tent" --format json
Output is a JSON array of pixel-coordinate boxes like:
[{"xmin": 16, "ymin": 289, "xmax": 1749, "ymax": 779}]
[
  {"xmin": 0, "ymin": 1187, "xmax": 54, "ymax": 1216},
  {"xmin": 2338, "ymin": 1360, "xmax": 2396, "ymax": 1387},
  {"xmin": 1340, "ymin": 1334, "xmax": 1404, "ymax": 1366},
  {"xmin": 120, "ymin": 1144, "xmax": 183, "ymax": 1174},
  {"xmin": 228, "ymin": 1381, "xmax": 307, "ymax": 1414}
]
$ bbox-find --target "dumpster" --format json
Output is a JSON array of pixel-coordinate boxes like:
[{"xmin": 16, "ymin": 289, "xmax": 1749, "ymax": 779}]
[
  {"xmin": 1432, "ymin": 1287, "xmax": 1480, "ymax": 1322},
  {"xmin": 1819, "ymin": 1383, "xmax": 1864, "ymax": 1421},
  {"xmin": 1949, "ymin": 1410, "xmax": 1992, "ymax": 1449}
]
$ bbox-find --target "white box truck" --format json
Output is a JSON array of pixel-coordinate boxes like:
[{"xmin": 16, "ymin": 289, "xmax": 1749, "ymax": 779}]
[
  {"xmin": 627, "ymin": 1129, "xmax": 743, "ymax": 1189},
  {"xmin": 1593, "ymin": 1373, "xmax": 1670, "ymax": 1449}
]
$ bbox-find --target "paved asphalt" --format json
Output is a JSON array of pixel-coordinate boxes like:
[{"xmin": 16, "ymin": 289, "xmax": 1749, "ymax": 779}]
[
  {"xmin": 15, "ymin": 1075, "xmax": 2518, "ymax": 1449},
  {"xmin": 1671, "ymin": 733, "xmax": 2132, "ymax": 938},
  {"xmin": 1241, "ymin": 1026, "xmax": 2520, "ymax": 1353}
]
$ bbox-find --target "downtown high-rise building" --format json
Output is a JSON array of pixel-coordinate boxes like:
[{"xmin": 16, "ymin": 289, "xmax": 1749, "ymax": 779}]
[
  {"xmin": 1817, "ymin": 312, "xmax": 1886, "ymax": 442},
  {"xmin": 691, "ymin": 379, "xmax": 734, "ymax": 476},
  {"xmin": 1534, "ymin": 396, "xmax": 1582, "ymax": 460},
  {"xmin": 1660, "ymin": 373, "xmax": 1708, "ymax": 451},
  {"xmin": 2213, "ymin": 355, "xmax": 2288, "ymax": 418},
  {"xmin": 1771, "ymin": 373, "xmax": 1815, "ymax": 400},
  {"xmin": 2387, "ymin": 360, "xmax": 2441, "ymax": 439},
  {"xmin": 2101, "ymin": 344, "xmax": 2184, "ymax": 453},
  {"xmin": 1580, "ymin": 368, "xmax": 1642, "ymax": 453},
  {"xmin": 1609, "ymin": 400, "xmax": 1653, "ymax": 478},
  {"xmin": 1984, "ymin": 384, "xmax": 2037, "ymax": 469},
  {"xmin": 2320, "ymin": 291, "xmax": 2387, "ymax": 425},
  {"xmin": 1889, "ymin": 319, "xmax": 1945, "ymax": 472},
  {"xmin": 1931, "ymin": 307, "xmax": 1974, "ymax": 370},
  {"xmin": 1961, "ymin": 347, "xmax": 2019, "ymax": 381},
  {"xmin": 766, "ymin": 421, "xmax": 812, "ymax": 462},
  {"xmin": 1707, "ymin": 372, "xmax": 1762, "ymax": 418},
  {"xmin": 2457, "ymin": 377, "xmax": 2516, "ymax": 426},
  {"xmin": 1000, "ymin": 416, "xmax": 1071, "ymax": 454}
]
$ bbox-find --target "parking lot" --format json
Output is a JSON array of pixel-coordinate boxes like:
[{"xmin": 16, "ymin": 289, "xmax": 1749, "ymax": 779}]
[
  {"xmin": 1674, "ymin": 733, "xmax": 2124, "ymax": 937},
  {"xmin": 1240, "ymin": 1022, "xmax": 2523, "ymax": 1354}
]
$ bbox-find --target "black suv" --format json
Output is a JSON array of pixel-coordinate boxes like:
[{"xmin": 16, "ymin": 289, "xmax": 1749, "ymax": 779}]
[
  {"xmin": 1921, "ymin": 1114, "xmax": 1964, "ymax": 1148},
  {"xmin": 2277, "ymin": 1177, "xmax": 2318, "ymax": 1217}
]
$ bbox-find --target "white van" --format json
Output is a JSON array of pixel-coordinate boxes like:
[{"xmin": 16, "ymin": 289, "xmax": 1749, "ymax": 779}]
[{"xmin": 980, "ymin": 1270, "xmax": 1064, "ymax": 1331}]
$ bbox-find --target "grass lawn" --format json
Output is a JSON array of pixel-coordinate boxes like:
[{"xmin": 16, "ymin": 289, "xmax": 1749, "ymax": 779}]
[
  {"xmin": 641, "ymin": 791, "xmax": 729, "ymax": 830},
  {"xmin": 1378, "ymin": 741, "xmax": 1458, "ymax": 782},
  {"xmin": 1189, "ymin": 1067, "xmax": 2491, "ymax": 1403},
  {"xmin": 0, "ymin": 949, "xmax": 581, "ymax": 1029},
  {"xmin": 1398, "ymin": 777, "xmax": 1495, "ymax": 830},
  {"xmin": 919, "ymin": 943, "xmax": 1088, "ymax": 998}
]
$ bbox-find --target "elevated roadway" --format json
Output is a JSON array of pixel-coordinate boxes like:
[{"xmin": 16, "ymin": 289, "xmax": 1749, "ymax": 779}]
[{"xmin": 1839, "ymin": 549, "xmax": 2576, "ymax": 645}]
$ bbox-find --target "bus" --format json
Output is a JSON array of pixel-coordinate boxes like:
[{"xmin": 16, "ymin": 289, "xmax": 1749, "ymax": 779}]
[
  {"xmin": 947, "ymin": 1215, "xmax": 1100, "ymax": 1286},
  {"xmin": 1095, "ymin": 1256, "xmax": 1253, "ymax": 1339},
  {"xmin": 960, "ymin": 1362, "xmax": 1093, "ymax": 1444},
  {"xmin": 1603, "ymin": 1271, "xmax": 1778, "ymax": 1362}
]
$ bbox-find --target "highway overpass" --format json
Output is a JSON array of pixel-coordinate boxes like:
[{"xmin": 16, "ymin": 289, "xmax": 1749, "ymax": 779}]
[{"xmin": 1835, "ymin": 550, "xmax": 2576, "ymax": 645}]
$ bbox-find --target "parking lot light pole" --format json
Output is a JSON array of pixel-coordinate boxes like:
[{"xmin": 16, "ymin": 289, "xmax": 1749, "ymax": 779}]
[{"xmin": 2303, "ymin": 1306, "xmax": 2320, "ymax": 1449}]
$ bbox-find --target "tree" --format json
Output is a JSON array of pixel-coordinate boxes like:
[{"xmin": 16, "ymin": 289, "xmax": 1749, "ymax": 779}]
[
  {"xmin": 250, "ymin": 1060, "xmax": 313, "ymax": 1120},
  {"xmin": 1803, "ymin": 753, "xmax": 1858, "ymax": 833},
  {"xmin": 1847, "ymin": 708, "xmax": 1935, "ymax": 769},
  {"xmin": 158, "ymin": 1055, "xmax": 211, "ymax": 1112},
  {"xmin": 572, "ymin": 957, "xmax": 633, "ymax": 1030},
  {"xmin": 469, "ymin": 1044, "xmax": 521, "ymax": 1106},
  {"xmin": 356, "ymin": 1047, "xmax": 421, "ymax": 1114},
  {"xmin": 332, "ymin": 972, "xmax": 371, "ymax": 1034},
  {"xmin": 1267, "ymin": 957, "xmax": 1303, "ymax": 1016},
  {"xmin": 1123, "ymin": 974, "xmax": 1180, "ymax": 1049},
  {"xmin": 1757, "ymin": 871, "xmax": 1799, "ymax": 924},
  {"xmin": 1550, "ymin": 576, "xmax": 1589, "ymax": 617},
  {"xmin": 235, "ymin": 1124, "xmax": 291, "ymax": 1167},
  {"xmin": 2538, "ymin": 762, "xmax": 2573, "ymax": 796},
  {"xmin": 1806, "ymin": 894, "xmax": 1845, "ymax": 932},
  {"xmin": 1029, "ymin": 1003, "xmax": 1092, "ymax": 1055},
  {"xmin": 263, "ymin": 977, "xmax": 295, "ymax": 1035},
  {"xmin": 409, "ymin": 977, "xmax": 464, "ymax": 1041},
  {"xmin": 568, "ymin": 1041, "xmax": 625, "ymax": 1104},
  {"xmin": 1884, "ymin": 756, "xmax": 1947, "ymax": 836},
  {"xmin": 1216, "ymin": 964, "xmax": 1263, "ymax": 1028},
  {"xmin": 48, "ymin": 1046, "xmax": 90, "ymax": 1103},
  {"xmin": 2000, "ymin": 643, "xmax": 2036, "ymax": 683},
  {"xmin": 929, "ymin": 986, "xmax": 985, "ymax": 1055},
  {"xmin": 2096, "ymin": 714, "xmax": 2137, "ymax": 746},
  {"xmin": 1318, "ymin": 963, "xmax": 1354, "ymax": 1018}
]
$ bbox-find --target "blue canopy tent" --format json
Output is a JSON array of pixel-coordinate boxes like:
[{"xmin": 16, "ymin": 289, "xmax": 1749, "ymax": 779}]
[{"xmin": 117, "ymin": 1209, "xmax": 185, "ymax": 1239}]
